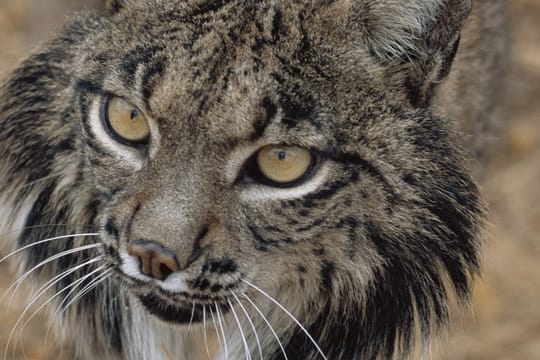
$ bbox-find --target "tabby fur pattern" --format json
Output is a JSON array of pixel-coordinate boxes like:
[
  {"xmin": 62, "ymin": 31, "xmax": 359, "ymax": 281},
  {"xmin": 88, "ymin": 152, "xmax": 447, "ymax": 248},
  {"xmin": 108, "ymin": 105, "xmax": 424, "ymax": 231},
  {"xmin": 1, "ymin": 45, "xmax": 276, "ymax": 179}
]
[{"xmin": 0, "ymin": 0, "xmax": 506, "ymax": 359}]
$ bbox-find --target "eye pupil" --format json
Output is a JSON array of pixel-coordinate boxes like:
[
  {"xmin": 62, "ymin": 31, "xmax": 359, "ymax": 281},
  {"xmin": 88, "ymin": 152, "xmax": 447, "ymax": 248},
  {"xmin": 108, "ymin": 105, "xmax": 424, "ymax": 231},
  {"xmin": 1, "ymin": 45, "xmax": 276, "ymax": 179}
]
[
  {"xmin": 130, "ymin": 109, "xmax": 138, "ymax": 120},
  {"xmin": 278, "ymin": 150, "xmax": 287, "ymax": 161}
]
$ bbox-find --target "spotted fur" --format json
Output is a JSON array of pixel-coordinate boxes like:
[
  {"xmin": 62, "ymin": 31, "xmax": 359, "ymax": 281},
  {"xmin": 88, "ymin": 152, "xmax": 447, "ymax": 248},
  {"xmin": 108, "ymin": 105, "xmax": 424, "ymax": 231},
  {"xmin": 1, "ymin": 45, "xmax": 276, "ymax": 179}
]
[{"xmin": 0, "ymin": 0, "xmax": 506, "ymax": 359}]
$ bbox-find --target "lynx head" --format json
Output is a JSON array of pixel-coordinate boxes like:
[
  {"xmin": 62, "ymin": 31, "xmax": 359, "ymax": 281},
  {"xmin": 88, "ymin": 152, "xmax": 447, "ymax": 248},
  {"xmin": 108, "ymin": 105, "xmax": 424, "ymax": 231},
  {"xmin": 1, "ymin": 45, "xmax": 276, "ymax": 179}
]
[{"xmin": 1, "ymin": 0, "xmax": 484, "ymax": 358}]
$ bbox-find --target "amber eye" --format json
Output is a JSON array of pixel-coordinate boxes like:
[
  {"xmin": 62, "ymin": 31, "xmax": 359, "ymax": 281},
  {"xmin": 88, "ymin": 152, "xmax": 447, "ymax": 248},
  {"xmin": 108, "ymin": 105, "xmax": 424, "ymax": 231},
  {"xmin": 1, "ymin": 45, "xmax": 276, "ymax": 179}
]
[
  {"xmin": 104, "ymin": 97, "xmax": 150, "ymax": 145},
  {"xmin": 252, "ymin": 145, "xmax": 315, "ymax": 187}
]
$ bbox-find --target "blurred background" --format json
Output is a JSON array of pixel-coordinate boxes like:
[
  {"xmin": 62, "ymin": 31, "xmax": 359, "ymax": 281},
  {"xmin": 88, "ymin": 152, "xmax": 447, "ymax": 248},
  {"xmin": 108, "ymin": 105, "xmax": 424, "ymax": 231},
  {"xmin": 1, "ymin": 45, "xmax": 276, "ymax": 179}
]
[{"xmin": 0, "ymin": 0, "xmax": 538, "ymax": 359}]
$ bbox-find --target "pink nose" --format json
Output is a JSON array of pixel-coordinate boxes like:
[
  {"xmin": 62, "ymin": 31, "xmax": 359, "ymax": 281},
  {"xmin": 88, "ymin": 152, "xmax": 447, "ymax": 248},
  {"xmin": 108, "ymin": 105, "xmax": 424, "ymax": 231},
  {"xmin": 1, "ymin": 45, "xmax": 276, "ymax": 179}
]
[{"xmin": 127, "ymin": 240, "xmax": 179, "ymax": 280}]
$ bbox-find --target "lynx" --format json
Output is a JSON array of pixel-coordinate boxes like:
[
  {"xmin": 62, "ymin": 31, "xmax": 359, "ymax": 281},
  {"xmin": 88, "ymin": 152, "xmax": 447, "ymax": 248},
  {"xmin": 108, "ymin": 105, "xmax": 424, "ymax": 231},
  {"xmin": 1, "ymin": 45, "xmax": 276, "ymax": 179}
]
[{"xmin": 0, "ymin": 0, "xmax": 506, "ymax": 359}]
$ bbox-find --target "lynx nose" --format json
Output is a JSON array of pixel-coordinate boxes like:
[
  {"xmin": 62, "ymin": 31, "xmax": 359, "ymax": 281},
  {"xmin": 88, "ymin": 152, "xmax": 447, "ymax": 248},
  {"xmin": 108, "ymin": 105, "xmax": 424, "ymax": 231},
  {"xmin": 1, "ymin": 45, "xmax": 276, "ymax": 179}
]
[{"xmin": 127, "ymin": 240, "xmax": 179, "ymax": 280}]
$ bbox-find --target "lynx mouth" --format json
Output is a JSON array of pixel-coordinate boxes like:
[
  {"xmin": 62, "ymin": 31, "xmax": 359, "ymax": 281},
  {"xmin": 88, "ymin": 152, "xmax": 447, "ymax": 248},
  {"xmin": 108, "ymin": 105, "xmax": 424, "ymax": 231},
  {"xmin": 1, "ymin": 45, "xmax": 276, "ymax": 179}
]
[{"xmin": 138, "ymin": 294, "xmax": 230, "ymax": 324}]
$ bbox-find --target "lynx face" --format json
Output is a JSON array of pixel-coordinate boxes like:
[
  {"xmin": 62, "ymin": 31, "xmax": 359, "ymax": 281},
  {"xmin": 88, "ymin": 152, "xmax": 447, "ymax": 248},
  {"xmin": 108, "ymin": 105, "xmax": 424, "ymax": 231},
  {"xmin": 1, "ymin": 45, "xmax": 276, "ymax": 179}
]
[{"xmin": 0, "ymin": 0, "xmax": 505, "ymax": 358}]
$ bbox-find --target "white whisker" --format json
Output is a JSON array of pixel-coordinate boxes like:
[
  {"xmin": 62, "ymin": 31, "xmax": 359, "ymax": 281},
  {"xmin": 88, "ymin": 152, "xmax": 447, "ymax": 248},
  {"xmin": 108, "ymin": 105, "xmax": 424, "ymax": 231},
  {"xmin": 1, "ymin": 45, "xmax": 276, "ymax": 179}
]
[
  {"xmin": 4, "ymin": 257, "xmax": 102, "ymax": 360},
  {"xmin": 227, "ymin": 298, "xmax": 251, "ymax": 360},
  {"xmin": 209, "ymin": 305, "xmax": 223, "ymax": 352},
  {"xmin": 44, "ymin": 269, "xmax": 113, "ymax": 354},
  {"xmin": 242, "ymin": 293, "xmax": 288, "ymax": 360},
  {"xmin": 0, "ymin": 233, "xmax": 99, "ymax": 265},
  {"xmin": 0, "ymin": 224, "xmax": 92, "ymax": 241},
  {"xmin": 58, "ymin": 268, "xmax": 112, "ymax": 315},
  {"xmin": 188, "ymin": 301, "xmax": 196, "ymax": 333},
  {"xmin": 11, "ymin": 173, "xmax": 62, "ymax": 192},
  {"xmin": 26, "ymin": 256, "xmax": 103, "ymax": 309},
  {"xmin": 44, "ymin": 265, "xmax": 109, "ymax": 345},
  {"xmin": 1, "ymin": 243, "xmax": 102, "ymax": 305},
  {"xmin": 20, "ymin": 263, "xmax": 106, "ymax": 339},
  {"xmin": 43, "ymin": 268, "xmax": 113, "ymax": 352},
  {"xmin": 242, "ymin": 280, "xmax": 327, "ymax": 360},
  {"xmin": 203, "ymin": 305, "xmax": 211, "ymax": 360},
  {"xmin": 230, "ymin": 291, "xmax": 263, "ymax": 360},
  {"xmin": 215, "ymin": 302, "xmax": 229, "ymax": 360}
]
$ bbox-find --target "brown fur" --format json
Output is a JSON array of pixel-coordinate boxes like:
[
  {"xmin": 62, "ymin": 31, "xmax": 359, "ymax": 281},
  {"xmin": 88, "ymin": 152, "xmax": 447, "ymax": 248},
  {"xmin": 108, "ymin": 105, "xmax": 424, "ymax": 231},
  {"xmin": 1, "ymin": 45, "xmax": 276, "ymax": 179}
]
[{"xmin": 0, "ymin": 1, "xmax": 506, "ymax": 358}]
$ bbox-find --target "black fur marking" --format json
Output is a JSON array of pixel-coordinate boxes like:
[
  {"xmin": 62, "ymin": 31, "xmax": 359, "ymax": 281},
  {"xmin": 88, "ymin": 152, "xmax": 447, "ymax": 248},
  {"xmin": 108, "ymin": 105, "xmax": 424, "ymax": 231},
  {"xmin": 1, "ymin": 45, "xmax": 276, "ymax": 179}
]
[
  {"xmin": 120, "ymin": 44, "xmax": 166, "ymax": 88},
  {"xmin": 403, "ymin": 173, "xmax": 419, "ymax": 186},
  {"xmin": 100, "ymin": 289, "xmax": 124, "ymax": 353},
  {"xmin": 21, "ymin": 183, "xmax": 61, "ymax": 265},
  {"xmin": 83, "ymin": 137, "xmax": 109, "ymax": 157},
  {"xmin": 104, "ymin": 217, "xmax": 120, "ymax": 242},
  {"xmin": 104, "ymin": 245, "xmax": 122, "ymax": 263},
  {"xmin": 248, "ymin": 224, "xmax": 279, "ymax": 248},
  {"xmin": 184, "ymin": 226, "xmax": 208, "ymax": 269},
  {"xmin": 328, "ymin": 151, "xmax": 399, "ymax": 203},
  {"xmin": 141, "ymin": 57, "xmax": 167, "ymax": 106},
  {"xmin": 336, "ymin": 215, "xmax": 360, "ymax": 257},
  {"xmin": 192, "ymin": 278, "xmax": 210, "ymax": 291},
  {"xmin": 107, "ymin": 0, "xmax": 124, "ymax": 14},
  {"xmin": 296, "ymin": 218, "xmax": 324, "ymax": 232},
  {"xmin": 190, "ymin": 0, "xmax": 230, "ymax": 18},
  {"xmin": 319, "ymin": 261, "xmax": 335, "ymax": 292},
  {"xmin": 312, "ymin": 244, "xmax": 325, "ymax": 256},
  {"xmin": 208, "ymin": 259, "xmax": 238, "ymax": 274},
  {"xmin": 139, "ymin": 294, "xmax": 207, "ymax": 324},
  {"xmin": 271, "ymin": 8, "xmax": 283, "ymax": 42},
  {"xmin": 277, "ymin": 85, "xmax": 316, "ymax": 128},
  {"xmin": 438, "ymin": 35, "xmax": 462, "ymax": 82},
  {"xmin": 251, "ymin": 96, "xmax": 278, "ymax": 140},
  {"xmin": 281, "ymin": 207, "xmax": 478, "ymax": 359},
  {"xmin": 75, "ymin": 79, "xmax": 103, "ymax": 95},
  {"xmin": 302, "ymin": 178, "xmax": 349, "ymax": 208}
]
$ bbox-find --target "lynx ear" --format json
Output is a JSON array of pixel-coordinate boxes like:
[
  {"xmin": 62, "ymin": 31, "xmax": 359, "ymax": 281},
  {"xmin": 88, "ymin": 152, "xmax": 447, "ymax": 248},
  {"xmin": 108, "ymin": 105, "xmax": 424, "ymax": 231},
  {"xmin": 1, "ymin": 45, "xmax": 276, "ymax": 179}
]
[{"xmin": 353, "ymin": 0, "xmax": 472, "ymax": 107}]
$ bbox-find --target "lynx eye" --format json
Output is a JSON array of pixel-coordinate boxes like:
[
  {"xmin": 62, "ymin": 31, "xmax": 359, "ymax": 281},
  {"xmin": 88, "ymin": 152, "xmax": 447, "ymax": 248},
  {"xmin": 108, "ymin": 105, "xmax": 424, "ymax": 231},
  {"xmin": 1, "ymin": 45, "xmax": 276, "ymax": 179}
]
[
  {"xmin": 104, "ymin": 97, "xmax": 150, "ymax": 145},
  {"xmin": 250, "ymin": 145, "xmax": 315, "ymax": 187}
]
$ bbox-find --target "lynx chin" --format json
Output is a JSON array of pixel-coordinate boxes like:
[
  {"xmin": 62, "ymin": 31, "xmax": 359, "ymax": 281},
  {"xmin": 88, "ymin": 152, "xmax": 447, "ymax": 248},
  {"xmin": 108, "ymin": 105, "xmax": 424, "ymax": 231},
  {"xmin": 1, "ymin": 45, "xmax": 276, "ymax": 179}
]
[{"xmin": 0, "ymin": 0, "xmax": 506, "ymax": 359}]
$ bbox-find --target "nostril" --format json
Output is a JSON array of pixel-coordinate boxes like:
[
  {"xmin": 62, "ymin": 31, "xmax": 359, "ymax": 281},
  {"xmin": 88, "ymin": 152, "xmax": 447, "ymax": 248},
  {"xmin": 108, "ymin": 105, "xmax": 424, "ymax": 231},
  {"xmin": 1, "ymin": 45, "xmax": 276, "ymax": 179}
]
[
  {"xmin": 159, "ymin": 264, "xmax": 173, "ymax": 279},
  {"xmin": 127, "ymin": 239, "xmax": 179, "ymax": 280}
]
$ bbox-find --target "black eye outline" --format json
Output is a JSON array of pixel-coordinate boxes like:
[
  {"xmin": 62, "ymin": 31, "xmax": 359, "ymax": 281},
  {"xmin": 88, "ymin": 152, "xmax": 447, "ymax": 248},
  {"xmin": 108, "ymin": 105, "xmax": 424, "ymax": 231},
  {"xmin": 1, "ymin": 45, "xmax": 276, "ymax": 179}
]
[
  {"xmin": 101, "ymin": 96, "xmax": 151, "ymax": 147},
  {"xmin": 240, "ymin": 146, "xmax": 319, "ymax": 188}
]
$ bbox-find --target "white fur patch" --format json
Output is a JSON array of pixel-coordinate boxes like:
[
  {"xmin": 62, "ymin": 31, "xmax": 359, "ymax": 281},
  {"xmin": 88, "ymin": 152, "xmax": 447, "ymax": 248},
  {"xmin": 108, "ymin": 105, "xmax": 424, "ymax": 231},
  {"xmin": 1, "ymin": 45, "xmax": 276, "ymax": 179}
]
[
  {"xmin": 241, "ymin": 164, "xmax": 329, "ymax": 202},
  {"xmin": 0, "ymin": 188, "xmax": 39, "ymax": 253},
  {"xmin": 120, "ymin": 252, "xmax": 189, "ymax": 293}
]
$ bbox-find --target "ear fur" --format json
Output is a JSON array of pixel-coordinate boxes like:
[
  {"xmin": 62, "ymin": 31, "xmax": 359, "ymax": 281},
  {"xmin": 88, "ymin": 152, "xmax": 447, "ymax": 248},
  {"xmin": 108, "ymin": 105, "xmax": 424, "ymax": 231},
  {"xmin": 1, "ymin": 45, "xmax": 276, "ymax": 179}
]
[
  {"xmin": 351, "ymin": 0, "xmax": 472, "ymax": 107},
  {"xmin": 405, "ymin": 0, "xmax": 471, "ymax": 107}
]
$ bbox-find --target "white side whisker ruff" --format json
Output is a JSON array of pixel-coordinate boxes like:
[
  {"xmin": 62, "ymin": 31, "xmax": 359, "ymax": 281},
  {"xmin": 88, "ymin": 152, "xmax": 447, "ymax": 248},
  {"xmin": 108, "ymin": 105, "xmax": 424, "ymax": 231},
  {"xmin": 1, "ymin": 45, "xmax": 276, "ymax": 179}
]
[
  {"xmin": 1, "ymin": 243, "xmax": 102, "ymax": 305},
  {"xmin": 188, "ymin": 301, "xmax": 196, "ymax": 333},
  {"xmin": 3, "ymin": 257, "xmax": 103, "ymax": 360},
  {"xmin": 242, "ymin": 293, "xmax": 288, "ymax": 360},
  {"xmin": 203, "ymin": 305, "xmax": 211, "ymax": 360},
  {"xmin": 20, "ymin": 263, "xmax": 106, "ymax": 341},
  {"xmin": 44, "ymin": 264, "xmax": 109, "ymax": 345},
  {"xmin": 228, "ymin": 297, "xmax": 251, "ymax": 360},
  {"xmin": 215, "ymin": 302, "xmax": 229, "ymax": 360},
  {"xmin": 210, "ymin": 305, "xmax": 224, "ymax": 352},
  {"xmin": 242, "ymin": 280, "xmax": 328, "ymax": 360},
  {"xmin": 230, "ymin": 291, "xmax": 264, "ymax": 360}
]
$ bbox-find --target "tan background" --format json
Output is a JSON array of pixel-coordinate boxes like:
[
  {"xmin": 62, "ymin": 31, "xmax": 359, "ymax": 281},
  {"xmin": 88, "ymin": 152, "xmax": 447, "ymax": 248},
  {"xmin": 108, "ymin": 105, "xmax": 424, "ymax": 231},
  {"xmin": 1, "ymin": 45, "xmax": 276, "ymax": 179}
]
[{"xmin": 0, "ymin": 1, "xmax": 539, "ymax": 359}]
